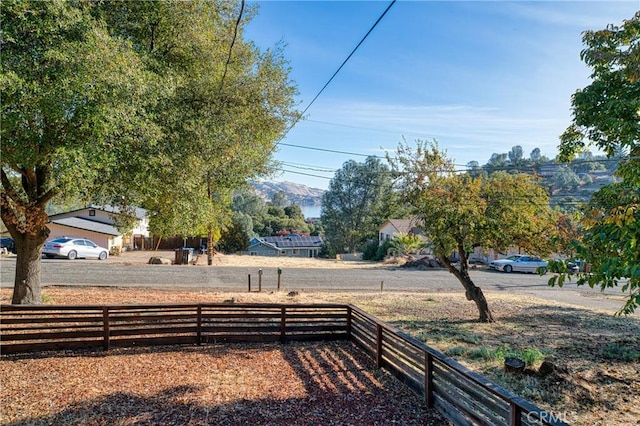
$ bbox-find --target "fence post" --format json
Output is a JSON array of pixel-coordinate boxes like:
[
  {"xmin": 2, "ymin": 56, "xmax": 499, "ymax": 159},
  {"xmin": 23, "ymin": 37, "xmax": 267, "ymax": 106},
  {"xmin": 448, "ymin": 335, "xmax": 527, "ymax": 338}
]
[
  {"xmin": 376, "ymin": 323, "xmax": 383, "ymax": 368},
  {"xmin": 103, "ymin": 307, "xmax": 110, "ymax": 351},
  {"xmin": 197, "ymin": 305, "xmax": 202, "ymax": 345},
  {"xmin": 425, "ymin": 352, "xmax": 434, "ymax": 408},
  {"xmin": 346, "ymin": 306, "xmax": 352, "ymax": 339},
  {"xmin": 248, "ymin": 274, "xmax": 251, "ymax": 292},
  {"xmin": 277, "ymin": 268, "xmax": 282, "ymax": 291},
  {"xmin": 510, "ymin": 401, "xmax": 522, "ymax": 426},
  {"xmin": 280, "ymin": 307, "xmax": 286, "ymax": 343}
]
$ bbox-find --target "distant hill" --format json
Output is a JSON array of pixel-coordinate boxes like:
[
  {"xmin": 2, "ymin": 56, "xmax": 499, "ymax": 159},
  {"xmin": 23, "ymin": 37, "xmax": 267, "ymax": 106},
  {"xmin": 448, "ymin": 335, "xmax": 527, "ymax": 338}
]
[{"xmin": 251, "ymin": 181, "xmax": 325, "ymax": 206}]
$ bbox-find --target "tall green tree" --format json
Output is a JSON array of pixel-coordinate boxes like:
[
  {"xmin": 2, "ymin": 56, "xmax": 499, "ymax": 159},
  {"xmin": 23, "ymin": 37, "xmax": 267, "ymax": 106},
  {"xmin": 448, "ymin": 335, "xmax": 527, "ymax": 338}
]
[
  {"xmin": 321, "ymin": 157, "xmax": 403, "ymax": 254},
  {"xmin": 1, "ymin": 0, "xmax": 300, "ymax": 303},
  {"xmin": 555, "ymin": 12, "xmax": 640, "ymax": 314},
  {"xmin": 95, "ymin": 0, "xmax": 300, "ymax": 266},
  {"xmin": 1, "ymin": 0, "xmax": 159, "ymax": 304},
  {"xmin": 390, "ymin": 140, "xmax": 555, "ymax": 322}
]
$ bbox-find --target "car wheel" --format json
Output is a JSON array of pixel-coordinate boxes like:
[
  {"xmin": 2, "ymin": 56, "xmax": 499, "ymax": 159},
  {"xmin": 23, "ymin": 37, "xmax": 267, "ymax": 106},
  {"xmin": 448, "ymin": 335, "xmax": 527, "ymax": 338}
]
[
  {"xmin": 67, "ymin": 250, "xmax": 77, "ymax": 260},
  {"xmin": 504, "ymin": 265, "xmax": 513, "ymax": 273},
  {"xmin": 99, "ymin": 251, "xmax": 107, "ymax": 260}
]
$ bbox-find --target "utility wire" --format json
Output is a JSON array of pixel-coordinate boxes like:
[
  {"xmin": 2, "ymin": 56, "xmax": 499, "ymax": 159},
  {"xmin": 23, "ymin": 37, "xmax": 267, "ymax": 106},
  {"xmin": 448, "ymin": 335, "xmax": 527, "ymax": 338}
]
[
  {"xmin": 279, "ymin": 141, "xmax": 637, "ymax": 170},
  {"xmin": 219, "ymin": 0, "xmax": 245, "ymax": 93},
  {"xmin": 278, "ymin": 0, "xmax": 397, "ymax": 142}
]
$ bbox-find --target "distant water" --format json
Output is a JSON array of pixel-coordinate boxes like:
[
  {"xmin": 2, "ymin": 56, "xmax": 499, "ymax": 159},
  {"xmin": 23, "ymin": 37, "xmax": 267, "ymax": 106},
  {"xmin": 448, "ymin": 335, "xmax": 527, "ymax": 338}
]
[{"xmin": 300, "ymin": 204, "xmax": 322, "ymax": 219}]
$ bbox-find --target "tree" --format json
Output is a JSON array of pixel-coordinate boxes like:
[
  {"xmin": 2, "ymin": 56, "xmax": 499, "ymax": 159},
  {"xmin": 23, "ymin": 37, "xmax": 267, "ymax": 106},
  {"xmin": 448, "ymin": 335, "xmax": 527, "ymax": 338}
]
[
  {"xmin": 1, "ymin": 0, "xmax": 300, "ymax": 303},
  {"xmin": 95, "ymin": 0, "xmax": 300, "ymax": 266},
  {"xmin": 508, "ymin": 145, "xmax": 524, "ymax": 165},
  {"xmin": 551, "ymin": 165, "xmax": 581, "ymax": 192},
  {"xmin": 218, "ymin": 219, "xmax": 251, "ymax": 254},
  {"xmin": 1, "ymin": 0, "xmax": 159, "ymax": 304},
  {"xmin": 556, "ymin": 12, "xmax": 640, "ymax": 314},
  {"xmin": 390, "ymin": 140, "xmax": 555, "ymax": 322},
  {"xmin": 530, "ymin": 148, "xmax": 542, "ymax": 163},
  {"xmin": 321, "ymin": 157, "xmax": 403, "ymax": 254},
  {"xmin": 271, "ymin": 191, "xmax": 289, "ymax": 208}
]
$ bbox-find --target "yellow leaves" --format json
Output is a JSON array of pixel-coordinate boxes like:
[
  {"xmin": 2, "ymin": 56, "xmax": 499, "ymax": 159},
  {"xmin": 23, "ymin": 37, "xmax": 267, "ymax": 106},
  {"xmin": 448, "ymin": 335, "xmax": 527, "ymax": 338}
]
[{"xmin": 581, "ymin": 202, "xmax": 637, "ymax": 229}]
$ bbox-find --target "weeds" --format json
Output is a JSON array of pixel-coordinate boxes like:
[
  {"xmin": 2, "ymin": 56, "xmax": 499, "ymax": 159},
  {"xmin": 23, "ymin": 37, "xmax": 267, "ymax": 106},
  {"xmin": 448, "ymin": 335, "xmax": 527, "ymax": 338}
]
[
  {"xmin": 598, "ymin": 342, "xmax": 640, "ymax": 362},
  {"xmin": 464, "ymin": 344, "xmax": 545, "ymax": 367}
]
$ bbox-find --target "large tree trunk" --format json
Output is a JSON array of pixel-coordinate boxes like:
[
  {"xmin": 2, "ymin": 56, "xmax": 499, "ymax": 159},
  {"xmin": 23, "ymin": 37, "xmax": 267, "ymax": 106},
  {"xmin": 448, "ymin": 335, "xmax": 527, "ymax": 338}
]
[
  {"xmin": 12, "ymin": 230, "xmax": 48, "ymax": 304},
  {"xmin": 1, "ymin": 163, "xmax": 55, "ymax": 304},
  {"xmin": 441, "ymin": 246, "xmax": 495, "ymax": 323}
]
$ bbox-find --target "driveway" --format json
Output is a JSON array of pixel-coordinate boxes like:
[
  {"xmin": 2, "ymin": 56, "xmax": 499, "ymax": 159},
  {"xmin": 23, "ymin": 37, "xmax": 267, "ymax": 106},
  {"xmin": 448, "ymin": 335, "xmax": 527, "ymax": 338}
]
[{"xmin": 0, "ymin": 253, "xmax": 632, "ymax": 315}]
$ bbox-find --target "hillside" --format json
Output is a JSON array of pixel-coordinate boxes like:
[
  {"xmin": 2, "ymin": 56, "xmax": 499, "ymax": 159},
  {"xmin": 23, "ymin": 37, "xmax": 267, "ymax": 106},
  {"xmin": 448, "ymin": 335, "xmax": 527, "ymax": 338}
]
[{"xmin": 251, "ymin": 181, "xmax": 325, "ymax": 206}]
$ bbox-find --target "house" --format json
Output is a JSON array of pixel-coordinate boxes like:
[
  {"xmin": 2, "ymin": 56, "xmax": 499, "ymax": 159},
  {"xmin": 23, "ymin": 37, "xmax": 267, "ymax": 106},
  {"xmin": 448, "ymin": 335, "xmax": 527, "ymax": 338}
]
[
  {"xmin": 244, "ymin": 234, "xmax": 323, "ymax": 258},
  {"xmin": 378, "ymin": 219, "xmax": 423, "ymax": 243},
  {"xmin": 46, "ymin": 206, "xmax": 149, "ymax": 252}
]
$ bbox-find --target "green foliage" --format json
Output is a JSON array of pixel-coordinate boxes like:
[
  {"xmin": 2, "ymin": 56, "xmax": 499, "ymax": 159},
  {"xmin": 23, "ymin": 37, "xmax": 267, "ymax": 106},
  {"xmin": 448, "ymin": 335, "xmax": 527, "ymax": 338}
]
[
  {"xmin": 467, "ymin": 344, "xmax": 545, "ymax": 367},
  {"xmin": 391, "ymin": 140, "xmax": 555, "ymax": 261},
  {"xmin": 555, "ymin": 11, "xmax": 640, "ymax": 314},
  {"xmin": 1, "ymin": 0, "xmax": 301, "ymax": 301},
  {"xmin": 321, "ymin": 157, "xmax": 404, "ymax": 254},
  {"xmin": 390, "ymin": 140, "xmax": 556, "ymax": 322},
  {"xmin": 387, "ymin": 233, "xmax": 426, "ymax": 257},
  {"xmin": 361, "ymin": 240, "xmax": 380, "ymax": 261},
  {"xmin": 252, "ymin": 203, "xmax": 310, "ymax": 236},
  {"xmin": 598, "ymin": 342, "xmax": 640, "ymax": 362},
  {"xmin": 552, "ymin": 165, "xmax": 581, "ymax": 191},
  {"xmin": 362, "ymin": 238, "xmax": 392, "ymax": 261},
  {"xmin": 217, "ymin": 219, "xmax": 250, "ymax": 254}
]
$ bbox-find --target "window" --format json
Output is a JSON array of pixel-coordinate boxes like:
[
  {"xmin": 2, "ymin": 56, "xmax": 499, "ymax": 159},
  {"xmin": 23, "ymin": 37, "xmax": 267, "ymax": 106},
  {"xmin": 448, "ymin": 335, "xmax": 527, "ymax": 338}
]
[{"xmin": 89, "ymin": 209, "xmax": 96, "ymax": 216}]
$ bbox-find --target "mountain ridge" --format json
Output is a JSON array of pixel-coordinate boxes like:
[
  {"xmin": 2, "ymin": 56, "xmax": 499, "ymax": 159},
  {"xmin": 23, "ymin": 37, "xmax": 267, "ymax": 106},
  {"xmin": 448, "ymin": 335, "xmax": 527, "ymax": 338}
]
[{"xmin": 251, "ymin": 181, "xmax": 325, "ymax": 206}]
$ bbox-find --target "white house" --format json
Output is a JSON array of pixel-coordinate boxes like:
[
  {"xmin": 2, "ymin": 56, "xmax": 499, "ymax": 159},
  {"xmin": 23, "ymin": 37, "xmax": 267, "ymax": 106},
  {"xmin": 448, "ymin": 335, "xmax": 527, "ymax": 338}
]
[
  {"xmin": 378, "ymin": 219, "xmax": 423, "ymax": 243},
  {"xmin": 47, "ymin": 205, "xmax": 149, "ymax": 252}
]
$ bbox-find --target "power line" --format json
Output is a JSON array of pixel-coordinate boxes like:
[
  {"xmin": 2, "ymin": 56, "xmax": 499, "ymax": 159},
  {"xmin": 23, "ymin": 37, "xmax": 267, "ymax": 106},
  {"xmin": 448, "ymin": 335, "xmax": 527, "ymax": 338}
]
[
  {"xmin": 278, "ymin": 0, "xmax": 397, "ymax": 142},
  {"xmin": 279, "ymin": 140, "xmax": 636, "ymax": 173},
  {"xmin": 279, "ymin": 142, "xmax": 380, "ymax": 158},
  {"xmin": 280, "ymin": 161, "xmax": 338, "ymax": 173}
]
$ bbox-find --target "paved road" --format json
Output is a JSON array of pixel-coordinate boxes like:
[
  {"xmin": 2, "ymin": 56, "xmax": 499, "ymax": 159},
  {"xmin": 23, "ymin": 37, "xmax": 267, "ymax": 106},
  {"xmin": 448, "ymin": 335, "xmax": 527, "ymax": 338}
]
[{"xmin": 0, "ymin": 256, "xmax": 631, "ymax": 315}]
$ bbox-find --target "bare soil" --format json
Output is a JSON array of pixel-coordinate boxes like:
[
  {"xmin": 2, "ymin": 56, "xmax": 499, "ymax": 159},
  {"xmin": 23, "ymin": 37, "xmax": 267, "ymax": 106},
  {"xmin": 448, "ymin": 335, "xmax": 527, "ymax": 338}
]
[{"xmin": 126, "ymin": 250, "xmax": 383, "ymax": 269}]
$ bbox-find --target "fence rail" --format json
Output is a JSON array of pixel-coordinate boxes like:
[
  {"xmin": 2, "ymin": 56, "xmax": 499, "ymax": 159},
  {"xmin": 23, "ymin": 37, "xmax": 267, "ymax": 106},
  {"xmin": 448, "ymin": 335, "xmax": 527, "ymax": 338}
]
[{"xmin": 0, "ymin": 303, "xmax": 566, "ymax": 426}]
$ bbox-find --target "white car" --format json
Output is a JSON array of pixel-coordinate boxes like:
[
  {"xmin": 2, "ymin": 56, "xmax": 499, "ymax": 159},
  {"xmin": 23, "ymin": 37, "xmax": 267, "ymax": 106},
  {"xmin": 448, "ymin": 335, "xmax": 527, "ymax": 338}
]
[
  {"xmin": 43, "ymin": 237, "xmax": 109, "ymax": 260},
  {"xmin": 489, "ymin": 255, "xmax": 547, "ymax": 273}
]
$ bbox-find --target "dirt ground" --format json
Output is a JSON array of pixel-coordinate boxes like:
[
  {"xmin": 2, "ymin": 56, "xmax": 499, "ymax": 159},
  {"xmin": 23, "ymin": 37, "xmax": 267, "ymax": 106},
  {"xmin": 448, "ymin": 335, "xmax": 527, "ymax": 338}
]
[
  {"xmin": 124, "ymin": 249, "xmax": 381, "ymax": 269},
  {"xmin": 2, "ymin": 251, "xmax": 639, "ymax": 425}
]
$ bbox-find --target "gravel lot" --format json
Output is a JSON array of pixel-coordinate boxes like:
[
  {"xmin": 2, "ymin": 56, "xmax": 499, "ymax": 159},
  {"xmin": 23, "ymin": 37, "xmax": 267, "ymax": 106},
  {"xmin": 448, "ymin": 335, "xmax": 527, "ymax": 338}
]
[{"xmin": 0, "ymin": 251, "xmax": 631, "ymax": 315}]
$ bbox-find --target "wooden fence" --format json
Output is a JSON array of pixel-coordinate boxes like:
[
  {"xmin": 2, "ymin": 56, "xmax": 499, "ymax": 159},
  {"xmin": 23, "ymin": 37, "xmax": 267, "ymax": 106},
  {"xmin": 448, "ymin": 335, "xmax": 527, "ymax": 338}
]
[{"xmin": 0, "ymin": 303, "xmax": 566, "ymax": 426}]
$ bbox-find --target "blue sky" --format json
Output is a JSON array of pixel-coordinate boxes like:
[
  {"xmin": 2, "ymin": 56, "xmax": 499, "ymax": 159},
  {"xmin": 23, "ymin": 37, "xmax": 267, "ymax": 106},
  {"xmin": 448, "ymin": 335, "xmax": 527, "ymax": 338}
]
[{"xmin": 244, "ymin": 1, "xmax": 639, "ymax": 190}]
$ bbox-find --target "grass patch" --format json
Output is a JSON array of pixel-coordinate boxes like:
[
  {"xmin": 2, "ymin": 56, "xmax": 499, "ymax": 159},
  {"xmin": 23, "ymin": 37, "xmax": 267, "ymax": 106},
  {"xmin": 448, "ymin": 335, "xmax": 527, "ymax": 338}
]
[
  {"xmin": 445, "ymin": 346, "xmax": 466, "ymax": 357},
  {"xmin": 598, "ymin": 342, "xmax": 640, "ymax": 362},
  {"xmin": 447, "ymin": 344, "xmax": 545, "ymax": 367}
]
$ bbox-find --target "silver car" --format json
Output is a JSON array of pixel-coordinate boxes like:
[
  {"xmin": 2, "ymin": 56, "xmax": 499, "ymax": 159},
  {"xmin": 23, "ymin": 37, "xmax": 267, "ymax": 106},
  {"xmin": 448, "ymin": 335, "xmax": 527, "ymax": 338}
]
[
  {"xmin": 43, "ymin": 237, "xmax": 109, "ymax": 260},
  {"xmin": 489, "ymin": 255, "xmax": 547, "ymax": 273}
]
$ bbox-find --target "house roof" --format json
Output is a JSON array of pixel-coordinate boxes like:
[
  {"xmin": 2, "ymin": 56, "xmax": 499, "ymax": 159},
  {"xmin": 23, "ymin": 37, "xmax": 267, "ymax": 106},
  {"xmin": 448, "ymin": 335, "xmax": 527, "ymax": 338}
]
[
  {"xmin": 48, "ymin": 205, "xmax": 147, "ymax": 220},
  {"xmin": 263, "ymin": 235, "xmax": 323, "ymax": 249},
  {"xmin": 49, "ymin": 217, "xmax": 120, "ymax": 236},
  {"xmin": 379, "ymin": 219, "xmax": 421, "ymax": 234},
  {"xmin": 248, "ymin": 239, "xmax": 280, "ymax": 251},
  {"xmin": 249, "ymin": 235, "xmax": 323, "ymax": 250}
]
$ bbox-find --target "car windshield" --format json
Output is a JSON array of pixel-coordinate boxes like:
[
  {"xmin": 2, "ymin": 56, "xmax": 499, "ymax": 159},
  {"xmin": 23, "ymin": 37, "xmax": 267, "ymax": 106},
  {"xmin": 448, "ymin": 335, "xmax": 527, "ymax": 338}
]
[{"xmin": 506, "ymin": 255, "xmax": 522, "ymax": 260}]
